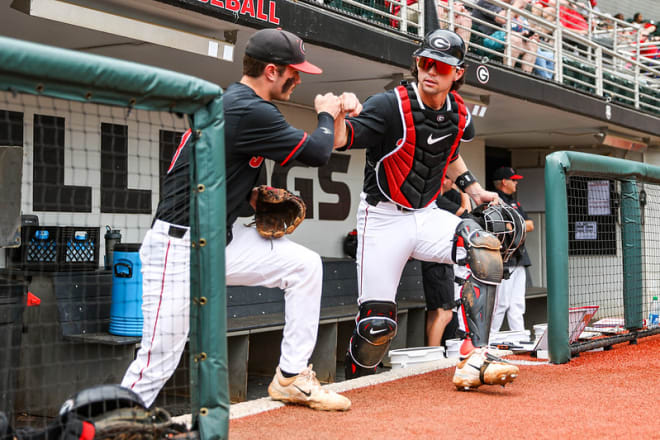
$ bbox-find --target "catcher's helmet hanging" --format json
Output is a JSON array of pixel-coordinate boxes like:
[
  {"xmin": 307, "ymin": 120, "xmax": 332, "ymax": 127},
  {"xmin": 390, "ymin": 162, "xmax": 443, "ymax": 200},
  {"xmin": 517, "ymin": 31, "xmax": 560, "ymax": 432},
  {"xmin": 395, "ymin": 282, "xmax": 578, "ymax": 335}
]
[{"xmin": 472, "ymin": 203, "xmax": 526, "ymax": 263}]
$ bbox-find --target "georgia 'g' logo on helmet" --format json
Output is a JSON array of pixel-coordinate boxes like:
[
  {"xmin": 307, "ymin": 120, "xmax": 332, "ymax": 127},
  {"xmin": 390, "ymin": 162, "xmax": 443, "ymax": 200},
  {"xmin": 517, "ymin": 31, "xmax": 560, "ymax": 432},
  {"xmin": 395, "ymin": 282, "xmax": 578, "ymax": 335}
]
[{"xmin": 430, "ymin": 36, "xmax": 451, "ymax": 51}]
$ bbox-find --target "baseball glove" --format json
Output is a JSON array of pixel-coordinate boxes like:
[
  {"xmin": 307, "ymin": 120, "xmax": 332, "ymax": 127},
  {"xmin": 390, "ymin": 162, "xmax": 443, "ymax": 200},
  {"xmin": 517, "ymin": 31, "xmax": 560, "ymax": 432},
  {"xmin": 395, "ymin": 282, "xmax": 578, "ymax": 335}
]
[
  {"xmin": 254, "ymin": 185, "xmax": 306, "ymax": 239},
  {"xmin": 92, "ymin": 407, "xmax": 194, "ymax": 440}
]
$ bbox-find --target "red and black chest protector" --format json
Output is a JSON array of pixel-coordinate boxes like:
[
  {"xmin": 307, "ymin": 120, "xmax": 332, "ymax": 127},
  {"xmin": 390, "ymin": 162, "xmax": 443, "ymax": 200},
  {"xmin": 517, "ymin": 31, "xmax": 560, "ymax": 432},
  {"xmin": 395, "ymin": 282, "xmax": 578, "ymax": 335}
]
[{"xmin": 375, "ymin": 82, "xmax": 468, "ymax": 209}]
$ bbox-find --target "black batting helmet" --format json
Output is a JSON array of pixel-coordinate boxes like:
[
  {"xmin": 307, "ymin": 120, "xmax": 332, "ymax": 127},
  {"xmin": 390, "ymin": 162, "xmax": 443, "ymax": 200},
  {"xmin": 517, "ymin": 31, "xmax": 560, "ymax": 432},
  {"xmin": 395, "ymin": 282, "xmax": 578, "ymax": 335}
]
[
  {"xmin": 413, "ymin": 29, "xmax": 466, "ymax": 67},
  {"xmin": 473, "ymin": 203, "xmax": 526, "ymax": 263}
]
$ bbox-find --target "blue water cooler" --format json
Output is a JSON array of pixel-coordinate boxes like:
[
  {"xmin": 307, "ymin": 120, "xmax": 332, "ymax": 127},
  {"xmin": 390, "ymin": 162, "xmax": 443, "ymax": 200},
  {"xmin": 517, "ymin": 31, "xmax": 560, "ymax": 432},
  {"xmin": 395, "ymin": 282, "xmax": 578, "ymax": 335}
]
[{"xmin": 109, "ymin": 243, "xmax": 143, "ymax": 336}]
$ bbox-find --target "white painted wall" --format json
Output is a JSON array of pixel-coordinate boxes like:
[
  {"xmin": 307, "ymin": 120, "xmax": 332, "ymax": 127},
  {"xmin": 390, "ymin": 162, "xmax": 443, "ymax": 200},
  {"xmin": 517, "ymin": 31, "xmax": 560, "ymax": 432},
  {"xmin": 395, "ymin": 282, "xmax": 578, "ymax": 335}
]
[{"xmin": 2, "ymin": 92, "xmax": 493, "ymax": 266}]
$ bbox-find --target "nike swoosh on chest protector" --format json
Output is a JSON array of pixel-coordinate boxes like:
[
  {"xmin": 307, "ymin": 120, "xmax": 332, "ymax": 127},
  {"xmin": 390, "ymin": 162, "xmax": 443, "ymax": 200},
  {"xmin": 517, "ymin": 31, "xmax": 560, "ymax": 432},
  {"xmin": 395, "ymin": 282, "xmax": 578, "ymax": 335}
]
[{"xmin": 427, "ymin": 133, "xmax": 452, "ymax": 145}]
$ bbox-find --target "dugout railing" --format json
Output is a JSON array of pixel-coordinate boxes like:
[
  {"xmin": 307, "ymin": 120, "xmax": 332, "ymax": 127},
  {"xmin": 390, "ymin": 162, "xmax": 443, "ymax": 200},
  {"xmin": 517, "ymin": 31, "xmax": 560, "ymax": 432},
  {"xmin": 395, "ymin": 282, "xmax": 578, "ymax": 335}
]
[
  {"xmin": 545, "ymin": 151, "xmax": 660, "ymax": 364},
  {"xmin": 310, "ymin": 0, "xmax": 660, "ymax": 117},
  {"xmin": 0, "ymin": 36, "xmax": 228, "ymax": 438}
]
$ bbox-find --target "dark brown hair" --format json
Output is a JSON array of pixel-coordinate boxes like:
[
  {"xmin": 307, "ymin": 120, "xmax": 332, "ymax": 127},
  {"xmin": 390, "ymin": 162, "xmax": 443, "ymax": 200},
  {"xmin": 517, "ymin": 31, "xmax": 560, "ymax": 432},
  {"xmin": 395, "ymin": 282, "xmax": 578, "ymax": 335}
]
[{"xmin": 243, "ymin": 55, "xmax": 287, "ymax": 78}]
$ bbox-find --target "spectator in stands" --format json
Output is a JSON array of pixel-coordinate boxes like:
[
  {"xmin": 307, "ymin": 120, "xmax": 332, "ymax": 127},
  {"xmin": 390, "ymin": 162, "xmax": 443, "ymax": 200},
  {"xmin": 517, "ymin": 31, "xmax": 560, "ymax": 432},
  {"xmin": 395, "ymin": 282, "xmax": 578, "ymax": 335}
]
[
  {"xmin": 437, "ymin": 0, "xmax": 473, "ymax": 47},
  {"xmin": 613, "ymin": 13, "xmax": 624, "ymax": 21},
  {"xmin": 535, "ymin": 0, "xmax": 589, "ymax": 35},
  {"xmin": 530, "ymin": 0, "xmax": 556, "ymax": 79},
  {"xmin": 421, "ymin": 177, "xmax": 471, "ymax": 347},
  {"xmin": 472, "ymin": 0, "xmax": 539, "ymax": 73}
]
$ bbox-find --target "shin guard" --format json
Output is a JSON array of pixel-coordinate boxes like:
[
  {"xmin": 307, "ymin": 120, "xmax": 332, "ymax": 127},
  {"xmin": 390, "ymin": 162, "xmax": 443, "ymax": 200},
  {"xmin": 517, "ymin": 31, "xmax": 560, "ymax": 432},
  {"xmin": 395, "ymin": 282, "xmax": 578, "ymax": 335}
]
[{"xmin": 459, "ymin": 277, "xmax": 497, "ymax": 348}]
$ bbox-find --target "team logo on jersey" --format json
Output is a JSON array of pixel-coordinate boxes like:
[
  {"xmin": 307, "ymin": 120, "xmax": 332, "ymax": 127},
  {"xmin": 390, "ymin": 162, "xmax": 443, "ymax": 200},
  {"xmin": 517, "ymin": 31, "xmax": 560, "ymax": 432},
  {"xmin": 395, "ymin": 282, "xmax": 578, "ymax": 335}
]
[
  {"xmin": 430, "ymin": 36, "xmax": 451, "ymax": 51},
  {"xmin": 249, "ymin": 156, "xmax": 264, "ymax": 168},
  {"xmin": 436, "ymin": 115, "xmax": 446, "ymax": 122}
]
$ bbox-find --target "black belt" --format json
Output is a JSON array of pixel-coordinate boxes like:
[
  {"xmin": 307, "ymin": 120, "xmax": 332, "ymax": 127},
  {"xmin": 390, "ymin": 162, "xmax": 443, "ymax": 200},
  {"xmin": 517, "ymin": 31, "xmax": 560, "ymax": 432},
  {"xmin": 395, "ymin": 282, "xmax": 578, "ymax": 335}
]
[{"xmin": 168, "ymin": 225, "xmax": 188, "ymax": 238}]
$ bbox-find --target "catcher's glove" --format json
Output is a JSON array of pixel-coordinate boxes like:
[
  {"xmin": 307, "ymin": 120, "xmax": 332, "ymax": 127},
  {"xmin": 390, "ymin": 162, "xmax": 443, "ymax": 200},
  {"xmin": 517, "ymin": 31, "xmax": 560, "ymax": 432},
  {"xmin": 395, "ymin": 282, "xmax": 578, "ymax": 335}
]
[
  {"xmin": 92, "ymin": 407, "xmax": 193, "ymax": 440},
  {"xmin": 254, "ymin": 185, "xmax": 306, "ymax": 239}
]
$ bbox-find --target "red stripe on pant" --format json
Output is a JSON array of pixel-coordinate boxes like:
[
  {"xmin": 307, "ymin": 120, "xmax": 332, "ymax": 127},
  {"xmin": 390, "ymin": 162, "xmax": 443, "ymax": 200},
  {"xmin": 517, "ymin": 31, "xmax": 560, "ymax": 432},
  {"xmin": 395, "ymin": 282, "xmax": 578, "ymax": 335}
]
[{"xmin": 131, "ymin": 240, "xmax": 172, "ymax": 389}]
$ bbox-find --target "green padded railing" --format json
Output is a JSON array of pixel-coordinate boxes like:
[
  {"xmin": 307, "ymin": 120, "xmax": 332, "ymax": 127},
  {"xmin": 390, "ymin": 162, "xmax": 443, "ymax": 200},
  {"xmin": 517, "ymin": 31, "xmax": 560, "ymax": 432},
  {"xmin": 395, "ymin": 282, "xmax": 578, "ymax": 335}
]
[{"xmin": 0, "ymin": 35, "xmax": 229, "ymax": 439}]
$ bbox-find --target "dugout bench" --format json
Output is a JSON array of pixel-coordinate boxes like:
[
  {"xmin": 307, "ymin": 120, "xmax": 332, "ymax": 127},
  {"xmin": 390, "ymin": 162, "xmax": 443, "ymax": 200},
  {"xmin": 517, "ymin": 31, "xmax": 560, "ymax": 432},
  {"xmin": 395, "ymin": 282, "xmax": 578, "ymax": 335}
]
[
  {"xmin": 2, "ymin": 260, "xmax": 548, "ymax": 413},
  {"xmin": 226, "ymin": 258, "xmax": 427, "ymax": 402},
  {"xmin": 1, "ymin": 258, "xmax": 427, "ymax": 413}
]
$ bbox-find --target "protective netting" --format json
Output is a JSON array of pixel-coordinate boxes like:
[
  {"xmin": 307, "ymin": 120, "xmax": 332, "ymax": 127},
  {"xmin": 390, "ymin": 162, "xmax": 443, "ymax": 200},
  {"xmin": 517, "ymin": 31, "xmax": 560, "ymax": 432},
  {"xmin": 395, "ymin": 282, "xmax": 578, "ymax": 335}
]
[
  {"xmin": 566, "ymin": 174, "xmax": 660, "ymax": 354},
  {"xmin": 0, "ymin": 90, "xmax": 192, "ymax": 429}
]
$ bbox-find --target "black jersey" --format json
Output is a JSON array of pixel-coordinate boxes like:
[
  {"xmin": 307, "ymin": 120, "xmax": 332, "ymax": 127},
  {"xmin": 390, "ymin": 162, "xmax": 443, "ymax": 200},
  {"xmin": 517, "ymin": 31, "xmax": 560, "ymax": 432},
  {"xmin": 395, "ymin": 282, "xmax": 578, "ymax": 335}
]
[
  {"xmin": 436, "ymin": 188, "xmax": 463, "ymax": 214},
  {"xmin": 343, "ymin": 82, "xmax": 474, "ymax": 208},
  {"xmin": 155, "ymin": 129, "xmax": 193, "ymax": 226},
  {"xmin": 224, "ymin": 82, "xmax": 334, "ymax": 230},
  {"xmin": 497, "ymin": 189, "xmax": 532, "ymax": 267}
]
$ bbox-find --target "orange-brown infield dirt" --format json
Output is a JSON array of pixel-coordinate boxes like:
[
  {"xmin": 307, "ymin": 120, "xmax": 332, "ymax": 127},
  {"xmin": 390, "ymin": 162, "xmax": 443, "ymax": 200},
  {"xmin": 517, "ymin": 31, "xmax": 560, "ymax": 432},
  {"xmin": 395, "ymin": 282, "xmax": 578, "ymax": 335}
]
[{"xmin": 229, "ymin": 334, "xmax": 660, "ymax": 439}]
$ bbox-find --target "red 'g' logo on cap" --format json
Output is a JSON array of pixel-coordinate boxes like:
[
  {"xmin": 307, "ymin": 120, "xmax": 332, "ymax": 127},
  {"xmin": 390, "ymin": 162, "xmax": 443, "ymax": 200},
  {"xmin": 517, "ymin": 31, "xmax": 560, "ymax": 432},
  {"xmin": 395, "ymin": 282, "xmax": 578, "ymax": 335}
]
[{"xmin": 299, "ymin": 40, "xmax": 305, "ymax": 54}]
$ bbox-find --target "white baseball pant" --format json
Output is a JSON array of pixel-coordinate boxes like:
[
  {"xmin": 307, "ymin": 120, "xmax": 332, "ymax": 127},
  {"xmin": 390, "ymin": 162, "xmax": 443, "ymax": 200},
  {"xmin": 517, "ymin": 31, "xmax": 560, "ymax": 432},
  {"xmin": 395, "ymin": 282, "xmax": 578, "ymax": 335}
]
[
  {"xmin": 123, "ymin": 220, "xmax": 322, "ymax": 407},
  {"xmin": 491, "ymin": 264, "xmax": 526, "ymax": 332},
  {"xmin": 355, "ymin": 193, "xmax": 463, "ymax": 303},
  {"xmin": 122, "ymin": 220, "xmax": 190, "ymax": 407}
]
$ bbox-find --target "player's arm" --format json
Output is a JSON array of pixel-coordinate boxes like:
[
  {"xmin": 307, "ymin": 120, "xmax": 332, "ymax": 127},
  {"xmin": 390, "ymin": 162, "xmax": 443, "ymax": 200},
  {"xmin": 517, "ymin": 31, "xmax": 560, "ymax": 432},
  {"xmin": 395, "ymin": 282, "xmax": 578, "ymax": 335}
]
[
  {"xmin": 334, "ymin": 93, "xmax": 390, "ymax": 150},
  {"xmin": 446, "ymin": 155, "xmax": 499, "ymax": 205},
  {"xmin": 526, "ymin": 219, "xmax": 534, "ymax": 232},
  {"xmin": 333, "ymin": 93, "xmax": 362, "ymax": 149}
]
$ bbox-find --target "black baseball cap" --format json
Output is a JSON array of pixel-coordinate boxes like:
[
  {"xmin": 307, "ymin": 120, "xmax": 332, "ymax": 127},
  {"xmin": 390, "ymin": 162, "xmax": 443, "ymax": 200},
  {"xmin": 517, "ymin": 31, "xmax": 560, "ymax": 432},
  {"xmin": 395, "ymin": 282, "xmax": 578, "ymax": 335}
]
[
  {"xmin": 245, "ymin": 28, "xmax": 322, "ymax": 75},
  {"xmin": 493, "ymin": 166, "xmax": 523, "ymax": 180}
]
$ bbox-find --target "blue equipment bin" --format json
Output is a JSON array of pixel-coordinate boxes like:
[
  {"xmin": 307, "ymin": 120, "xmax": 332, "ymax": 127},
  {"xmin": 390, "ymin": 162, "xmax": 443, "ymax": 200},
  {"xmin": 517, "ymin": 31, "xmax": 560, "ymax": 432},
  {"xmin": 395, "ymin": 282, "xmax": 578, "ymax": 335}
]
[{"xmin": 109, "ymin": 243, "xmax": 143, "ymax": 336}]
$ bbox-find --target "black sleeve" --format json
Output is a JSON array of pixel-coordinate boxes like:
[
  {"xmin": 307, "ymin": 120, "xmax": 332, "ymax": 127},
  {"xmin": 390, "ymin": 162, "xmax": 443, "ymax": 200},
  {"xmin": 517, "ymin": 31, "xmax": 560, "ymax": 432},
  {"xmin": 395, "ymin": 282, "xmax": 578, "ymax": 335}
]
[
  {"xmin": 232, "ymin": 100, "xmax": 310, "ymax": 163},
  {"xmin": 445, "ymin": 188, "xmax": 463, "ymax": 206},
  {"xmin": 436, "ymin": 195, "xmax": 461, "ymax": 215},
  {"xmin": 516, "ymin": 202, "xmax": 530, "ymax": 221},
  {"xmin": 295, "ymin": 112, "xmax": 335, "ymax": 167},
  {"xmin": 340, "ymin": 92, "xmax": 393, "ymax": 150},
  {"xmin": 462, "ymin": 114, "xmax": 475, "ymax": 142}
]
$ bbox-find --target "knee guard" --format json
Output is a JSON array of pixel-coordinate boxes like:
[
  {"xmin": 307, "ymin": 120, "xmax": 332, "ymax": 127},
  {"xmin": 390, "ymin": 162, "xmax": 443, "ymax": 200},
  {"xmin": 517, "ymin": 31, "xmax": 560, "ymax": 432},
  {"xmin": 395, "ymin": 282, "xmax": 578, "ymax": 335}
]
[
  {"xmin": 345, "ymin": 301, "xmax": 397, "ymax": 379},
  {"xmin": 452, "ymin": 219, "xmax": 503, "ymax": 285},
  {"xmin": 453, "ymin": 219, "xmax": 503, "ymax": 347}
]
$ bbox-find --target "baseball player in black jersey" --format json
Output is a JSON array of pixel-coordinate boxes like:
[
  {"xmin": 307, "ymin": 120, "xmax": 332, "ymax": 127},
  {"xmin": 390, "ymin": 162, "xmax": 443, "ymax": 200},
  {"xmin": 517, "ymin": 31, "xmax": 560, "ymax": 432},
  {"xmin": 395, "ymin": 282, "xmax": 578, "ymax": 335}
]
[
  {"xmin": 122, "ymin": 28, "xmax": 361, "ymax": 411},
  {"xmin": 490, "ymin": 166, "xmax": 534, "ymax": 333},
  {"xmin": 334, "ymin": 29, "xmax": 521, "ymax": 390}
]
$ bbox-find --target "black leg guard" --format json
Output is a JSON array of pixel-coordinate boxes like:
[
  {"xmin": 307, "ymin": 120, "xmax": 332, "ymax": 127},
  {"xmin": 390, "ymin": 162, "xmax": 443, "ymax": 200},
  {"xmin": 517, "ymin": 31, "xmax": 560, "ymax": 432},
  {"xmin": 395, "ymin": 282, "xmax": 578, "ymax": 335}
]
[
  {"xmin": 459, "ymin": 277, "xmax": 498, "ymax": 347},
  {"xmin": 453, "ymin": 219, "xmax": 503, "ymax": 348},
  {"xmin": 344, "ymin": 300, "xmax": 397, "ymax": 379}
]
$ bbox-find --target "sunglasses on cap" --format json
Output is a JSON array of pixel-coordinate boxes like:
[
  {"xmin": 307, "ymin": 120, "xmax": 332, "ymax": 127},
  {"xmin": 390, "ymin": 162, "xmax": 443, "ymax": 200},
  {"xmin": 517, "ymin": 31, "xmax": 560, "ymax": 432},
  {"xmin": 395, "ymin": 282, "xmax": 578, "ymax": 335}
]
[{"xmin": 417, "ymin": 57, "xmax": 457, "ymax": 75}]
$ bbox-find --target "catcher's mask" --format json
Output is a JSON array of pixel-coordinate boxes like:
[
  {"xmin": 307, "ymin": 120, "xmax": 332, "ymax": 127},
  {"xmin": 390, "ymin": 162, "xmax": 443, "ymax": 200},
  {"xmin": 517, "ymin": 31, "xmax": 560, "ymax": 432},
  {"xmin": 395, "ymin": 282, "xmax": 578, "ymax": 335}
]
[
  {"xmin": 59, "ymin": 385, "xmax": 146, "ymax": 420},
  {"xmin": 413, "ymin": 29, "xmax": 466, "ymax": 67},
  {"xmin": 473, "ymin": 203, "xmax": 526, "ymax": 263}
]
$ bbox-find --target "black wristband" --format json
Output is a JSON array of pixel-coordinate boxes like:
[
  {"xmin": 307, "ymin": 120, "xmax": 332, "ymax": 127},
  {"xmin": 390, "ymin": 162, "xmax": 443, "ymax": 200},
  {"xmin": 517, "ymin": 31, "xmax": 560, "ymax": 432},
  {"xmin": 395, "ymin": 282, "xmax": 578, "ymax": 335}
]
[{"xmin": 455, "ymin": 171, "xmax": 478, "ymax": 191}]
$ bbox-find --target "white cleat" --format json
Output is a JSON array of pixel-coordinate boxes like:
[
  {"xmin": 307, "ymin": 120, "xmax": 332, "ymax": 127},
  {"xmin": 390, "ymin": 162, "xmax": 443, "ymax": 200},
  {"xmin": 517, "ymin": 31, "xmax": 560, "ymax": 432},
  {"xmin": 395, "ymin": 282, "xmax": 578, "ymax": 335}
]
[
  {"xmin": 452, "ymin": 348, "xmax": 520, "ymax": 390},
  {"xmin": 268, "ymin": 364, "xmax": 351, "ymax": 411}
]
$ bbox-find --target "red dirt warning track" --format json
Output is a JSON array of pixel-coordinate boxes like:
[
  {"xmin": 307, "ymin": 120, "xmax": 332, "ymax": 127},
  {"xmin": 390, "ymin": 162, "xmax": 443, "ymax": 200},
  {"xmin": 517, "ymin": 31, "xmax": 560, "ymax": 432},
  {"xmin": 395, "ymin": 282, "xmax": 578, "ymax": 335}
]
[{"xmin": 229, "ymin": 334, "xmax": 660, "ymax": 439}]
